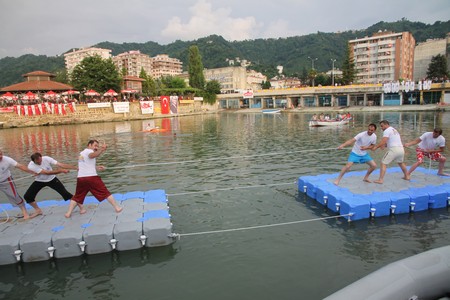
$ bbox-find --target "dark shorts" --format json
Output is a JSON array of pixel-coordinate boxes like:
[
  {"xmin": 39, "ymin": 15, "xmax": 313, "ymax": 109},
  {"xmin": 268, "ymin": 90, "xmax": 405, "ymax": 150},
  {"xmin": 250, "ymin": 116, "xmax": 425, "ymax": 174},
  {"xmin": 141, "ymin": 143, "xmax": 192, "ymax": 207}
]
[{"xmin": 72, "ymin": 176, "xmax": 111, "ymax": 204}]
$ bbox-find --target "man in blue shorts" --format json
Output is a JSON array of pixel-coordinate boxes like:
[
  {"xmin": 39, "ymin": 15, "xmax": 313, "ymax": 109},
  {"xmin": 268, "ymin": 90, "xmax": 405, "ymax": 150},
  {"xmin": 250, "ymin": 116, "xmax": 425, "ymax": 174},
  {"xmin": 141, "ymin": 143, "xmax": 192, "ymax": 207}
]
[{"xmin": 334, "ymin": 123, "xmax": 378, "ymax": 185}]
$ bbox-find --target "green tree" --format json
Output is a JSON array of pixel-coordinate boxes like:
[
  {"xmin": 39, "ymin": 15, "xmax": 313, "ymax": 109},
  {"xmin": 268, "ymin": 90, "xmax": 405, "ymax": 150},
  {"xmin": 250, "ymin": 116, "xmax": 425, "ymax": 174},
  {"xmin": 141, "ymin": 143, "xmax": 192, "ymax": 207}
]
[
  {"xmin": 341, "ymin": 44, "xmax": 356, "ymax": 85},
  {"xmin": 71, "ymin": 55, "xmax": 121, "ymax": 93},
  {"xmin": 426, "ymin": 54, "xmax": 449, "ymax": 81},
  {"xmin": 140, "ymin": 68, "xmax": 156, "ymax": 96},
  {"xmin": 188, "ymin": 45, "xmax": 205, "ymax": 89},
  {"xmin": 202, "ymin": 79, "xmax": 222, "ymax": 104},
  {"xmin": 261, "ymin": 80, "xmax": 271, "ymax": 89}
]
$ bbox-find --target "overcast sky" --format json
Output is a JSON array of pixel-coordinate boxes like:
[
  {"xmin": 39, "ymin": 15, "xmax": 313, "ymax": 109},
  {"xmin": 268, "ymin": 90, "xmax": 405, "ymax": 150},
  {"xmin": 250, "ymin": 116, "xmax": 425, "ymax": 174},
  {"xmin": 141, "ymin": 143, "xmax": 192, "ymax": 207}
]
[{"xmin": 0, "ymin": 0, "xmax": 449, "ymax": 59}]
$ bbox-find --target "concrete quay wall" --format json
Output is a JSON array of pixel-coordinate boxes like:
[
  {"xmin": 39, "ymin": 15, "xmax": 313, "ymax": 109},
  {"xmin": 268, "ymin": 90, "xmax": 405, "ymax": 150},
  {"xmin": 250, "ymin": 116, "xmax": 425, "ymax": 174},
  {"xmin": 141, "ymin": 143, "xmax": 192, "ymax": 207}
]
[{"xmin": 0, "ymin": 101, "xmax": 219, "ymax": 129}]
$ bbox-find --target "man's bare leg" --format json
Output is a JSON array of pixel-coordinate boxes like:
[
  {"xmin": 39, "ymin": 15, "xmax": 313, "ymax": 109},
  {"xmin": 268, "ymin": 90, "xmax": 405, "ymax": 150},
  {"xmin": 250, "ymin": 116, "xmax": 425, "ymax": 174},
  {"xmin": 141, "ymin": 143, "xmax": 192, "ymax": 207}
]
[
  {"xmin": 65, "ymin": 200, "xmax": 79, "ymax": 218},
  {"xmin": 374, "ymin": 163, "xmax": 387, "ymax": 184},
  {"xmin": 106, "ymin": 195, "xmax": 123, "ymax": 213},
  {"xmin": 334, "ymin": 162, "xmax": 353, "ymax": 185},
  {"xmin": 437, "ymin": 157, "xmax": 449, "ymax": 176},
  {"xmin": 28, "ymin": 201, "xmax": 43, "ymax": 217},
  {"xmin": 363, "ymin": 161, "xmax": 377, "ymax": 183}
]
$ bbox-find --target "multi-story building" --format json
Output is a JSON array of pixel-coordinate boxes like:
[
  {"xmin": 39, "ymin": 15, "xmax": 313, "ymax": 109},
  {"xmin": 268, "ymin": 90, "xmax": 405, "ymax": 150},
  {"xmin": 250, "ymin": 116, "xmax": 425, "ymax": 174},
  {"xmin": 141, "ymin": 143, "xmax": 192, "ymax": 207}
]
[
  {"xmin": 414, "ymin": 34, "xmax": 450, "ymax": 81},
  {"xmin": 151, "ymin": 54, "xmax": 183, "ymax": 79},
  {"xmin": 64, "ymin": 47, "xmax": 112, "ymax": 75},
  {"xmin": 113, "ymin": 50, "xmax": 153, "ymax": 77},
  {"xmin": 349, "ymin": 31, "xmax": 415, "ymax": 84},
  {"xmin": 246, "ymin": 69, "xmax": 267, "ymax": 90},
  {"xmin": 203, "ymin": 66, "xmax": 248, "ymax": 94}
]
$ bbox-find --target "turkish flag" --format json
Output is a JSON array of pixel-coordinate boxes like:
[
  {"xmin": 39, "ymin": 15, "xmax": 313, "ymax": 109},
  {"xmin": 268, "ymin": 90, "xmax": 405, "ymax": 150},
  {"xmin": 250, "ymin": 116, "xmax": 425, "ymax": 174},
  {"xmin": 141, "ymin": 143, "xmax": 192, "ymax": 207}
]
[{"xmin": 160, "ymin": 96, "xmax": 170, "ymax": 114}]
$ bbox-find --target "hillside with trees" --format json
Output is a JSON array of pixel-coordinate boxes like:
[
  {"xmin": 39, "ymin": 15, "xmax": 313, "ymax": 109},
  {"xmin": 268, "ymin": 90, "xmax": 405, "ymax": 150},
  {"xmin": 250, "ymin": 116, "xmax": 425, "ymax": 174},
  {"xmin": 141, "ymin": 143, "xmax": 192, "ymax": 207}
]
[{"xmin": 0, "ymin": 19, "xmax": 448, "ymax": 87}]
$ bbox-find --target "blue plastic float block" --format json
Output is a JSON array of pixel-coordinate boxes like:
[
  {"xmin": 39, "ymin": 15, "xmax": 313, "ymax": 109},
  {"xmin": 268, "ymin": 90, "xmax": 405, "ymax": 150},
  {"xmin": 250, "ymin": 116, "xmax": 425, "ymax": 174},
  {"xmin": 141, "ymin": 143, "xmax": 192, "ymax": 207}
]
[
  {"xmin": 422, "ymin": 185, "xmax": 448, "ymax": 209},
  {"xmin": 82, "ymin": 223, "xmax": 115, "ymax": 255},
  {"xmin": 316, "ymin": 184, "xmax": 341, "ymax": 205},
  {"xmin": 111, "ymin": 193, "xmax": 125, "ymax": 201},
  {"xmin": 439, "ymin": 183, "xmax": 450, "ymax": 204},
  {"xmin": 400, "ymin": 188, "xmax": 430, "ymax": 212},
  {"xmin": 365, "ymin": 192, "xmax": 392, "ymax": 217},
  {"xmin": 305, "ymin": 178, "xmax": 326, "ymax": 199},
  {"xmin": 298, "ymin": 176, "xmax": 317, "ymax": 192},
  {"xmin": 52, "ymin": 224, "xmax": 85, "ymax": 259},
  {"xmin": 122, "ymin": 191, "xmax": 144, "ymax": 200},
  {"xmin": 144, "ymin": 189, "xmax": 167, "ymax": 203},
  {"xmin": 387, "ymin": 192, "xmax": 411, "ymax": 214},
  {"xmin": 138, "ymin": 210, "xmax": 171, "ymax": 222},
  {"xmin": 327, "ymin": 190, "xmax": 354, "ymax": 213},
  {"xmin": 339, "ymin": 195, "xmax": 371, "ymax": 221}
]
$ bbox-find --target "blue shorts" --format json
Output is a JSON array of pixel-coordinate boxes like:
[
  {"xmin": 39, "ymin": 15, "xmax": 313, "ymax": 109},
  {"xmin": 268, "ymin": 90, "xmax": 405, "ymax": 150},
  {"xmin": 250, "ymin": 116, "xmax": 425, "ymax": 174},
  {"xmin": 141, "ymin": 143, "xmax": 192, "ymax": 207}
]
[{"xmin": 348, "ymin": 152, "xmax": 373, "ymax": 164}]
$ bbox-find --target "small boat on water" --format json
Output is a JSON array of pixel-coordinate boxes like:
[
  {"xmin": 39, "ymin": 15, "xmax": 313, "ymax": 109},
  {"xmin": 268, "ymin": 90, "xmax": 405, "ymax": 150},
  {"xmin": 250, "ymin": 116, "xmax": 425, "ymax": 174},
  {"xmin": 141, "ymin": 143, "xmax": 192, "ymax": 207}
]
[
  {"xmin": 308, "ymin": 118, "xmax": 350, "ymax": 127},
  {"xmin": 262, "ymin": 109, "xmax": 281, "ymax": 114}
]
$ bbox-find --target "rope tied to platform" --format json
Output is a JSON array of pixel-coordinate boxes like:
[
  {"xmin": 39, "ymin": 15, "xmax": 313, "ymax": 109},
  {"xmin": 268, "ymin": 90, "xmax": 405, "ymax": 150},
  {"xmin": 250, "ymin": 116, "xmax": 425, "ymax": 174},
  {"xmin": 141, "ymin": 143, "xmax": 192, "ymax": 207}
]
[{"xmin": 173, "ymin": 213, "xmax": 352, "ymax": 238}]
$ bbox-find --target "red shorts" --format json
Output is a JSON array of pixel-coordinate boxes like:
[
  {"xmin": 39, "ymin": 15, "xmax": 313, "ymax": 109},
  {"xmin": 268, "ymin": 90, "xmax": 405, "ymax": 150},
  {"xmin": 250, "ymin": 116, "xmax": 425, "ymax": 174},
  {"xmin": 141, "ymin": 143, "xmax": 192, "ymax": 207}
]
[
  {"xmin": 72, "ymin": 176, "xmax": 111, "ymax": 204},
  {"xmin": 416, "ymin": 147, "xmax": 443, "ymax": 163}
]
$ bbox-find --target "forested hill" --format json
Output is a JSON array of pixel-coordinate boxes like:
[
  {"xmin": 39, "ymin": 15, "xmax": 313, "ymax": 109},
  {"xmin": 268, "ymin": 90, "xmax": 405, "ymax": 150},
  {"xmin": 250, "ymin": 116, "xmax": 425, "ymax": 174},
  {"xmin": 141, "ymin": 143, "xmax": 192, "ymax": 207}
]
[{"xmin": 1, "ymin": 19, "xmax": 449, "ymax": 87}]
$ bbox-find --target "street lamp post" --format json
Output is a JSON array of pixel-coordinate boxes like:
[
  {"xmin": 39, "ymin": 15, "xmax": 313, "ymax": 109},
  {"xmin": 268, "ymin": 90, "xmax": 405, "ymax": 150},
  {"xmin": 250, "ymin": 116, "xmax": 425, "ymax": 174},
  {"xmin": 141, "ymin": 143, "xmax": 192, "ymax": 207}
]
[
  {"xmin": 331, "ymin": 59, "xmax": 336, "ymax": 86},
  {"xmin": 307, "ymin": 56, "xmax": 318, "ymax": 87}
]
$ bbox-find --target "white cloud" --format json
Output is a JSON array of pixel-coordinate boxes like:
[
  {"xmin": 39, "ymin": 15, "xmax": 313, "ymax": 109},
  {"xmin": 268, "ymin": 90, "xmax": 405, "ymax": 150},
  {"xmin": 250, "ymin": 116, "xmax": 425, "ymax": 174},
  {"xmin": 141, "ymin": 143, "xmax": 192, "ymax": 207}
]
[{"xmin": 161, "ymin": 0, "xmax": 262, "ymax": 41}]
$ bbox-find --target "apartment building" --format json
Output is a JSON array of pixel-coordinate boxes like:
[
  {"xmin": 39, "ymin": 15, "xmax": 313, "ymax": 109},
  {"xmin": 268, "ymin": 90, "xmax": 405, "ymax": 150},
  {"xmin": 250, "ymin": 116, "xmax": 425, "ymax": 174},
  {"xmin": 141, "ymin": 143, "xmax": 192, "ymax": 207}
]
[
  {"xmin": 64, "ymin": 47, "xmax": 112, "ymax": 75},
  {"xmin": 113, "ymin": 50, "xmax": 153, "ymax": 77},
  {"xmin": 349, "ymin": 31, "xmax": 415, "ymax": 84},
  {"xmin": 203, "ymin": 66, "xmax": 248, "ymax": 94},
  {"xmin": 151, "ymin": 54, "xmax": 183, "ymax": 79},
  {"xmin": 414, "ymin": 34, "xmax": 450, "ymax": 81}
]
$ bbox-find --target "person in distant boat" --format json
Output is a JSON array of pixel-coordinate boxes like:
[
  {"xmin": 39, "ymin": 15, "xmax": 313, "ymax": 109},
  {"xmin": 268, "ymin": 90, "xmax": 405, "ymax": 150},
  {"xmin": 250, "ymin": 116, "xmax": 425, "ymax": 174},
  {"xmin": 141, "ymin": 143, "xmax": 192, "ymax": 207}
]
[
  {"xmin": 24, "ymin": 152, "xmax": 78, "ymax": 216},
  {"xmin": 145, "ymin": 123, "xmax": 160, "ymax": 131},
  {"xmin": 65, "ymin": 139, "xmax": 123, "ymax": 218},
  {"xmin": 372, "ymin": 120, "xmax": 410, "ymax": 184},
  {"xmin": 334, "ymin": 123, "xmax": 378, "ymax": 185},
  {"xmin": 311, "ymin": 114, "xmax": 318, "ymax": 121},
  {"xmin": 0, "ymin": 150, "xmax": 37, "ymax": 219},
  {"xmin": 404, "ymin": 128, "xmax": 449, "ymax": 176}
]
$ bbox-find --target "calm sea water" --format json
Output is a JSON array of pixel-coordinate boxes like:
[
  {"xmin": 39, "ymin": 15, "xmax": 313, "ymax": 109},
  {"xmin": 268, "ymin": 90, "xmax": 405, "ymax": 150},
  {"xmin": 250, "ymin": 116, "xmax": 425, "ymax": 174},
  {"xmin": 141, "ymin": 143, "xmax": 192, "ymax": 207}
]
[{"xmin": 0, "ymin": 111, "xmax": 449, "ymax": 300}]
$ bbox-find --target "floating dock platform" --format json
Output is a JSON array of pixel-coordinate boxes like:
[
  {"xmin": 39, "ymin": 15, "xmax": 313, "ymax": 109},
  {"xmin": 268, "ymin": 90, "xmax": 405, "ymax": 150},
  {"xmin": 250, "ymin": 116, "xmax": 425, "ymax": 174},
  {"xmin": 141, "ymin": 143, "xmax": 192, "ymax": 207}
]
[
  {"xmin": 298, "ymin": 167, "xmax": 450, "ymax": 221},
  {"xmin": 0, "ymin": 190, "xmax": 175, "ymax": 266}
]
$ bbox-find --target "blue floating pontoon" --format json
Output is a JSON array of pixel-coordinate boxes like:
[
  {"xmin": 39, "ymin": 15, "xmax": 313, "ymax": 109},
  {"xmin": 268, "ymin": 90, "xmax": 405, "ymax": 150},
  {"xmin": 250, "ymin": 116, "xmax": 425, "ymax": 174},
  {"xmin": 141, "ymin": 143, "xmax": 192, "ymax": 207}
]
[
  {"xmin": 298, "ymin": 167, "xmax": 450, "ymax": 221},
  {"xmin": 0, "ymin": 189, "xmax": 175, "ymax": 265}
]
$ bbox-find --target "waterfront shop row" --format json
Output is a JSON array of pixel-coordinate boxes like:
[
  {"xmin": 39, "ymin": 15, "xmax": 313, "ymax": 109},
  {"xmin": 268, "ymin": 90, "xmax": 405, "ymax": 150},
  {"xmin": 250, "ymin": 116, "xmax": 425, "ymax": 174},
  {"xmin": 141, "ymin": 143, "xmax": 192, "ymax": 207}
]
[{"xmin": 218, "ymin": 82, "xmax": 450, "ymax": 109}]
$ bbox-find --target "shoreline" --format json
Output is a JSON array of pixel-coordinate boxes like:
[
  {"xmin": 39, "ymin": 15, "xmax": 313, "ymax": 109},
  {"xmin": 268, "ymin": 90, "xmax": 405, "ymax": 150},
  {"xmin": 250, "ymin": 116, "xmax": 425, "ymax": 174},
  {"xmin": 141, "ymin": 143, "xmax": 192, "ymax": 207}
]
[{"xmin": 0, "ymin": 104, "xmax": 446, "ymax": 129}]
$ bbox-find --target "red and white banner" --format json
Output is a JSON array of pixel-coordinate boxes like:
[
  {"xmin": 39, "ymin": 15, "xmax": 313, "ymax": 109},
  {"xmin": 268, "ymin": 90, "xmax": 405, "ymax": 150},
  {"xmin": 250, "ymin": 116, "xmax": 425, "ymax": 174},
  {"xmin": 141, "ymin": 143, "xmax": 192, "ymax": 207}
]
[
  {"xmin": 140, "ymin": 101, "xmax": 154, "ymax": 114},
  {"xmin": 12, "ymin": 102, "xmax": 75, "ymax": 116}
]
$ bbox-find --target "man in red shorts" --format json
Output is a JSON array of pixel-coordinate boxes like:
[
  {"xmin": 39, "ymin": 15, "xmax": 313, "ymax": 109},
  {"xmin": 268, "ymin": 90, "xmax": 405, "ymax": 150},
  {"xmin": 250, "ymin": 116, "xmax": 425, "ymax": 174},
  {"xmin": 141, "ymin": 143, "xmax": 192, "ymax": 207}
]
[
  {"xmin": 65, "ymin": 139, "xmax": 123, "ymax": 218},
  {"xmin": 404, "ymin": 128, "xmax": 449, "ymax": 177}
]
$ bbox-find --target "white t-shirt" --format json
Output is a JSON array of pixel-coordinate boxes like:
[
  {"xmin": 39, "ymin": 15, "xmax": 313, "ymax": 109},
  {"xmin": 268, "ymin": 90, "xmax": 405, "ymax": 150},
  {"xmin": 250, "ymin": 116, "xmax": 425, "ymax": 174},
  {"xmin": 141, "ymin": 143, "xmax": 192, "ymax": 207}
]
[
  {"xmin": 77, "ymin": 148, "xmax": 97, "ymax": 177},
  {"xmin": 352, "ymin": 131, "xmax": 377, "ymax": 156},
  {"xmin": 383, "ymin": 126, "xmax": 403, "ymax": 148},
  {"xmin": 0, "ymin": 156, "xmax": 17, "ymax": 182},
  {"xmin": 28, "ymin": 156, "xmax": 57, "ymax": 182},
  {"xmin": 418, "ymin": 132, "xmax": 445, "ymax": 149}
]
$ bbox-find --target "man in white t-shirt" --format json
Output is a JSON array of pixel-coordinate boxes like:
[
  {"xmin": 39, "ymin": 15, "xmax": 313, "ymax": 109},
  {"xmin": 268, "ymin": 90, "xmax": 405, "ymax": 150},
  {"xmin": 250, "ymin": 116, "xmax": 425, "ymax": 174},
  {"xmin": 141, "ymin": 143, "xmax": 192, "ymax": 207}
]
[
  {"xmin": 65, "ymin": 139, "xmax": 123, "ymax": 218},
  {"xmin": 373, "ymin": 120, "xmax": 410, "ymax": 184},
  {"xmin": 404, "ymin": 128, "xmax": 449, "ymax": 176},
  {"xmin": 24, "ymin": 152, "xmax": 78, "ymax": 216},
  {"xmin": 334, "ymin": 123, "xmax": 378, "ymax": 185},
  {"xmin": 0, "ymin": 150, "xmax": 37, "ymax": 219}
]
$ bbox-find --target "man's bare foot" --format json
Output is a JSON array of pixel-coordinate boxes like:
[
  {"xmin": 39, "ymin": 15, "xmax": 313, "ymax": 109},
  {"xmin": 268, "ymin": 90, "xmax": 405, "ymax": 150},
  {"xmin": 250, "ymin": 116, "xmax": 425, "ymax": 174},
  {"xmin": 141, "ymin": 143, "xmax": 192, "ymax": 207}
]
[
  {"xmin": 115, "ymin": 206, "xmax": 123, "ymax": 213},
  {"xmin": 402, "ymin": 176, "xmax": 410, "ymax": 181},
  {"xmin": 333, "ymin": 180, "xmax": 340, "ymax": 186},
  {"xmin": 363, "ymin": 179, "xmax": 372, "ymax": 183},
  {"xmin": 437, "ymin": 172, "xmax": 449, "ymax": 176},
  {"xmin": 80, "ymin": 209, "xmax": 87, "ymax": 214},
  {"xmin": 64, "ymin": 212, "xmax": 71, "ymax": 218},
  {"xmin": 374, "ymin": 180, "xmax": 383, "ymax": 184}
]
